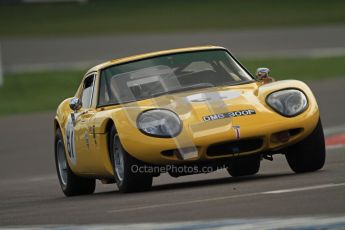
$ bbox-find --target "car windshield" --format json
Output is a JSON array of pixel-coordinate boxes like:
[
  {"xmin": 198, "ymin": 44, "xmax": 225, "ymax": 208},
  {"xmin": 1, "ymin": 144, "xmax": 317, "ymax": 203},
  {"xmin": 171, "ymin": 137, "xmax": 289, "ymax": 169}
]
[{"xmin": 98, "ymin": 49, "xmax": 254, "ymax": 106}]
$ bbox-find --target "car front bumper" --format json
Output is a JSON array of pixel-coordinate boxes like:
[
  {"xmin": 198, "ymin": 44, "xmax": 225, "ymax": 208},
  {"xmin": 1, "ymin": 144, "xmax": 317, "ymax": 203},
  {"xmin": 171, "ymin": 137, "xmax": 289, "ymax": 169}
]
[{"xmin": 119, "ymin": 107, "xmax": 320, "ymax": 165}]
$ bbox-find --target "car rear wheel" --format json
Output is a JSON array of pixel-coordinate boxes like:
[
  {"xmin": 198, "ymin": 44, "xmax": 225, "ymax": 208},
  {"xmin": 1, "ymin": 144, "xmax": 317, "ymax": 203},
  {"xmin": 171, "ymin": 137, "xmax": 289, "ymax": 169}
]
[
  {"xmin": 227, "ymin": 155, "xmax": 261, "ymax": 177},
  {"xmin": 284, "ymin": 119, "xmax": 325, "ymax": 173},
  {"xmin": 55, "ymin": 129, "xmax": 96, "ymax": 196},
  {"xmin": 110, "ymin": 126, "xmax": 153, "ymax": 193}
]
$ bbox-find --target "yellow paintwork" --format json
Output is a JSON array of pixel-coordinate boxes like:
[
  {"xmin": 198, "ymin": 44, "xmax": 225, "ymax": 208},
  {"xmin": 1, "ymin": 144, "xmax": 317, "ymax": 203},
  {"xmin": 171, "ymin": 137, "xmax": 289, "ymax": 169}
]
[{"xmin": 54, "ymin": 46, "xmax": 320, "ymax": 179}]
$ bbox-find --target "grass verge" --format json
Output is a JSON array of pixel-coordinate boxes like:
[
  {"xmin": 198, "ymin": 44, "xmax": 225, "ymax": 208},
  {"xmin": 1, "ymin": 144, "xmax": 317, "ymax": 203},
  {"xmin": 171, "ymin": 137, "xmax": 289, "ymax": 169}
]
[
  {"xmin": 0, "ymin": 56, "xmax": 344, "ymax": 116},
  {"xmin": 241, "ymin": 56, "xmax": 345, "ymax": 81},
  {"xmin": 0, "ymin": 71, "xmax": 82, "ymax": 116},
  {"xmin": 1, "ymin": 0, "xmax": 345, "ymax": 36}
]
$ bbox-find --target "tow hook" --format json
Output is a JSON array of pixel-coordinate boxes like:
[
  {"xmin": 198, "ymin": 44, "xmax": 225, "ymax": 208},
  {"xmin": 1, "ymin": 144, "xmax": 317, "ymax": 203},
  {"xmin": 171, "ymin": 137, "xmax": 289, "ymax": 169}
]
[{"xmin": 263, "ymin": 154, "xmax": 273, "ymax": 161}]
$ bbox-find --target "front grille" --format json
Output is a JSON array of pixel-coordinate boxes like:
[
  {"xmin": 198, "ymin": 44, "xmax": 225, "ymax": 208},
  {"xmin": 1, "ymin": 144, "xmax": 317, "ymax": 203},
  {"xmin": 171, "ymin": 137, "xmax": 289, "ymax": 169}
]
[
  {"xmin": 161, "ymin": 149, "xmax": 175, "ymax": 157},
  {"xmin": 207, "ymin": 138, "xmax": 263, "ymax": 157}
]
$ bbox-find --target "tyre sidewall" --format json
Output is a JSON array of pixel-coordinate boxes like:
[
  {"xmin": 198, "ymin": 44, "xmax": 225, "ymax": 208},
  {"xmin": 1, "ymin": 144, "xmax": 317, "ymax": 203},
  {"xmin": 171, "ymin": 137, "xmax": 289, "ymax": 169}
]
[
  {"xmin": 284, "ymin": 119, "xmax": 326, "ymax": 173},
  {"xmin": 55, "ymin": 128, "xmax": 96, "ymax": 196},
  {"xmin": 109, "ymin": 126, "xmax": 152, "ymax": 192},
  {"xmin": 55, "ymin": 129, "xmax": 70, "ymax": 192}
]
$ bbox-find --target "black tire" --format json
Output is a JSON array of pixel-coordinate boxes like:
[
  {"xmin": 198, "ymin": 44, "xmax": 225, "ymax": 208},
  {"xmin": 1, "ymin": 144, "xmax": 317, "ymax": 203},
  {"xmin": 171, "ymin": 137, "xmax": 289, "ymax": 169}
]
[
  {"xmin": 227, "ymin": 154, "xmax": 261, "ymax": 177},
  {"xmin": 55, "ymin": 129, "xmax": 96, "ymax": 196},
  {"xmin": 284, "ymin": 119, "xmax": 325, "ymax": 173},
  {"xmin": 109, "ymin": 126, "xmax": 153, "ymax": 193}
]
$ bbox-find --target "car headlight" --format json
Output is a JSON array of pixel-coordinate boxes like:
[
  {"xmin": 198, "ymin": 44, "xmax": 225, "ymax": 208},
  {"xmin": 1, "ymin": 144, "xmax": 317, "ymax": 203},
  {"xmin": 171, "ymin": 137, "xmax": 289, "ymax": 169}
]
[
  {"xmin": 266, "ymin": 89, "xmax": 308, "ymax": 117},
  {"xmin": 137, "ymin": 109, "xmax": 182, "ymax": 137}
]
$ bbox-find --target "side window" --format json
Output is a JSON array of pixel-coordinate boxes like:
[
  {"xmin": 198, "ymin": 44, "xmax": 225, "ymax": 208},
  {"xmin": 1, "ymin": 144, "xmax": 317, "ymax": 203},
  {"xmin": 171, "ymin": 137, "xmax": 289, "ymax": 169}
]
[{"xmin": 81, "ymin": 75, "xmax": 95, "ymax": 109}]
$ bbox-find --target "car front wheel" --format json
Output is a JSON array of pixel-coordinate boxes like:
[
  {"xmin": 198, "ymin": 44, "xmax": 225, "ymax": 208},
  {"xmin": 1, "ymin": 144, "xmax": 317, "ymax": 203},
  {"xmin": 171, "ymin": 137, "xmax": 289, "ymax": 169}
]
[
  {"xmin": 110, "ymin": 126, "xmax": 153, "ymax": 193},
  {"xmin": 55, "ymin": 129, "xmax": 96, "ymax": 196},
  {"xmin": 227, "ymin": 154, "xmax": 261, "ymax": 177},
  {"xmin": 284, "ymin": 119, "xmax": 326, "ymax": 173}
]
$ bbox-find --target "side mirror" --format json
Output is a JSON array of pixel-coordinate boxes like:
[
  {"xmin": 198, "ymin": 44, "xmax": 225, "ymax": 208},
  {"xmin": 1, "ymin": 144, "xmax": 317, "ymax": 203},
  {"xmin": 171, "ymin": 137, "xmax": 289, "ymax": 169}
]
[
  {"xmin": 256, "ymin": 67, "xmax": 270, "ymax": 79},
  {"xmin": 69, "ymin": 97, "xmax": 82, "ymax": 112}
]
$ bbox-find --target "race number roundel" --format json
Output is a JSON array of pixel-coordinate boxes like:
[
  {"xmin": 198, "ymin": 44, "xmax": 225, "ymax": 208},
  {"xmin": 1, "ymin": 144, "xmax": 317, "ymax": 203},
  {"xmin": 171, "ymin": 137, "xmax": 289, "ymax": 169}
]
[{"xmin": 65, "ymin": 115, "xmax": 77, "ymax": 165}]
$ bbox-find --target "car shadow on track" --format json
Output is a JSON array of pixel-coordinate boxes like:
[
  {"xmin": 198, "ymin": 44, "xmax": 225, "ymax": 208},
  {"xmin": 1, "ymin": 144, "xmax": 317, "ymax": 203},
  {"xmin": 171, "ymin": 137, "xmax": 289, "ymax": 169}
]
[
  {"xmin": 150, "ymin": 172, "xmax": 296, "ymax": 192},
  {"xmin": 46, "ymin": 171, "xmax": 327, "ymax": 204},
  {"xmin": 91, "ymin": 172, "xmax": 301, "ymax": 197}
]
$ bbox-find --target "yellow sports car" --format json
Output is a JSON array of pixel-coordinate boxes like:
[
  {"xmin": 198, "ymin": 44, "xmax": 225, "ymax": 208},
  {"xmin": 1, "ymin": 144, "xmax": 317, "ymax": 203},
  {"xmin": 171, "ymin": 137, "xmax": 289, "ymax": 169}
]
[{"xmin": 54, "ymin": 46, "xmax": 325, "ymax": 196}]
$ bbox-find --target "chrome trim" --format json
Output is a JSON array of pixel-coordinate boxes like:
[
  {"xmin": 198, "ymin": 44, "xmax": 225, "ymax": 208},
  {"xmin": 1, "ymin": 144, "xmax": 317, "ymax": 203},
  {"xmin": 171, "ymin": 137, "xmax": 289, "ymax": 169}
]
[{"xmin": 89, "ymin": 74, "xmax": 96, "ymax": 108}]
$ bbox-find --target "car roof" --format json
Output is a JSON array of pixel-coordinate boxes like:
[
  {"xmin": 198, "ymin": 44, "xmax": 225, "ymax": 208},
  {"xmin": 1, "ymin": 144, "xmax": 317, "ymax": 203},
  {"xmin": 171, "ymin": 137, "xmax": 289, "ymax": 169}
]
[{"xmin": 85, "ymin": 45, "xmax": 226, "ymax": 75}]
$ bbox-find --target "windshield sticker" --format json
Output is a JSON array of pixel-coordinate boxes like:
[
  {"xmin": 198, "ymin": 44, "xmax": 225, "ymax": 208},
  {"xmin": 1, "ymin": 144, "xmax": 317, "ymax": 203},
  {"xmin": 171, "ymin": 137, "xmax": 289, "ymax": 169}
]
[
  {"xmin": 203, "ymin": 109, "xmax": 256, "ymax": 121},
  {"xmin": 187, "ymin": 91, "xmax": 241, "ymax": 103}
]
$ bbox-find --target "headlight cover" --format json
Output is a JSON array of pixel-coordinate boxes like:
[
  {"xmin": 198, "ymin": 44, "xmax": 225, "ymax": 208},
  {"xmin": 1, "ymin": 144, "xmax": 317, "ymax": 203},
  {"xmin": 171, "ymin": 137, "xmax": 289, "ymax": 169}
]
[
  {"xmin": 266, "ymin": 89, "xmax": 308, "ymax": 117},
  {"xmin": 137, "ymin": 109, "xmax": 182, "ymax": 138}
]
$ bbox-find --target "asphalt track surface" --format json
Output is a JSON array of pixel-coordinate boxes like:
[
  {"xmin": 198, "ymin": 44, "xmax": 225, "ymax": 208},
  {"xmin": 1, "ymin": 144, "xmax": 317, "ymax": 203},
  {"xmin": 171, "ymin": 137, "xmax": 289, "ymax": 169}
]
[
  {"xmin": 0, "ymin": 77, "xmax": 345, "ymax": 227},
  {"xmin": 2, "ymin": 25, "xmax": 345, "ymax": 72}
]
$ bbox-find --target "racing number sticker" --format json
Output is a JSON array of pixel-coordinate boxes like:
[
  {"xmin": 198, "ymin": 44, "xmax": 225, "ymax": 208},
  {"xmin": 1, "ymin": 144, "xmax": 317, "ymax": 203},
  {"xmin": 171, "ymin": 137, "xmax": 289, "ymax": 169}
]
[{"xmin": 65, "ymin": 115, "xmax": 77, "ymax": 165}]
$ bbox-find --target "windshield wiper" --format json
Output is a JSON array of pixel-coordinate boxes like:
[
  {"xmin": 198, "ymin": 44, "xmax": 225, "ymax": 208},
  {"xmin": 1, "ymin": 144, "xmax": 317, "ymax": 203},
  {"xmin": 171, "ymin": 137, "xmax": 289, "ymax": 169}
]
[{"xmin": 152, "ymin": 83, "xmax": 215, "ymax": 97}]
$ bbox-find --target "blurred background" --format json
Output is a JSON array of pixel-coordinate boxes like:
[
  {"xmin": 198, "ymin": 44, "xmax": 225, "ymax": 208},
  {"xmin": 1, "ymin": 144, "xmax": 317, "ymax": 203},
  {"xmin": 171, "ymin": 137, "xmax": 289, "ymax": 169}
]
[
  {"xmin": 1, "ymin": 0, "xmax": 345, "ymax": 227},
  {"xmin": 0, "ymin": 0, "xmax": 345, "ymax": 115}
]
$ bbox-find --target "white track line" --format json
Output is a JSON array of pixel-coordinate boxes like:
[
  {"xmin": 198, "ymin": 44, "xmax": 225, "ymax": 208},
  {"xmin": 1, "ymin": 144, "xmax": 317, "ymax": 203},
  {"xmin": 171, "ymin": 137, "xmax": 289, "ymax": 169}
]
[
  {"xmin": 262, "ymin": 183, "xmax": 345, "ymax": 194},
  {"xmin": 109, "ymin": 193, "xmax": 260, "ymax": 213},
  {"xmin": 4, "ymin": 217, "xmax": 345, "ymax": 230},
  {"xmin": 3, "ymin": 217, "xmax": 345, "ymax": 230},
  {"xmin": 327, "ymin": 144, "xmax": 345, "ymax": 150},
  {"xmin": 240, "ymin": 47, "xmax": 345, "ymax": 59},
  {"xmin": 324, "ymin": 124, "xmax": 345, "ymax": 137},
  {"xmin": 109, "ymin": 182, "xmax": 345, "ymax": 213},
  {"xmin": 324, "ymin": 124, "xmax": 345, "ymax": 149}
]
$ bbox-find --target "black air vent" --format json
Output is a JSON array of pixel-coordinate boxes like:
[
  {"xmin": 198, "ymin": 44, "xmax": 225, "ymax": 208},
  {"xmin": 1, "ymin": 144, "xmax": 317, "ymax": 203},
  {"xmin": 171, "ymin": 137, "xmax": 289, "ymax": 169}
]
[{"xmin": 207, "ymin": 138, "xmax": 263, "ymax": 157}]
